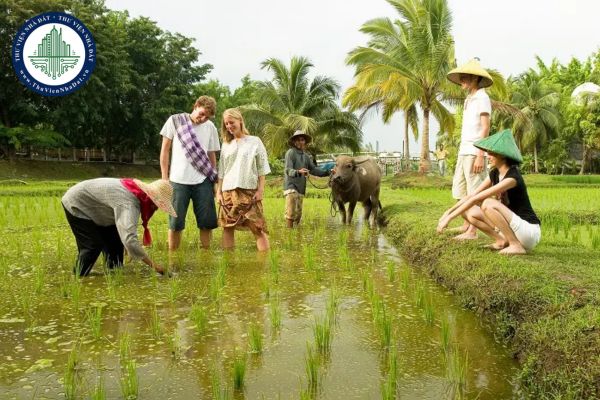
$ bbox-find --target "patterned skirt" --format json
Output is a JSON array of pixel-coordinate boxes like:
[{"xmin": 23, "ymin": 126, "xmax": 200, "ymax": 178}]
[{"xmin": 218, "ymin": 188, "xmax": 268, "ymax": 235}]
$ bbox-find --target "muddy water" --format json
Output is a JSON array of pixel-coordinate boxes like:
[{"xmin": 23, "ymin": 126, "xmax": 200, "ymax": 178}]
[{"xmin": 0, "ymin": 207, "xmax": 519, "ymax": 399}]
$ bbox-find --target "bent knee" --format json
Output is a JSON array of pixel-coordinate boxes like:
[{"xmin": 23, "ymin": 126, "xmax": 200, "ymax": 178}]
[{"xmin": 481, "ymin": 198, "xmax": 500, "ymax": 212}]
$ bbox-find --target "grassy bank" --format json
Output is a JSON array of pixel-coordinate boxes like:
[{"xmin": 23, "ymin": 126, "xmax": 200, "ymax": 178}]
[{"xmin": 381, "ymin": 177, "xmax": 600, "ymax": 398}]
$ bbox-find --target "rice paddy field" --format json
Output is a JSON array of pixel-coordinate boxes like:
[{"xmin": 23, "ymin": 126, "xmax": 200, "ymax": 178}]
[
  {"xmin": 0, "ymin": 177, "xmax": 521, "ymax": 400},
  {"xmin": 0, "ymin": 173, "xmax": 598, "ymax": 399}
]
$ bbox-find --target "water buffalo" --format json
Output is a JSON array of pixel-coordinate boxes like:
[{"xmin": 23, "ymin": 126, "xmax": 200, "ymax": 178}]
[{"xmin": 330, "ymin": 155, "xmax": 382, "ymax": 227}]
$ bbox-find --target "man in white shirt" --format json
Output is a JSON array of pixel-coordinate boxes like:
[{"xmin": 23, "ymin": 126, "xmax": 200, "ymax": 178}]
[
  {"xmin": 159, "ymin": 96, "xmax": 220, "ymax": 250},
  {"xmin": 446, "ymin": 59, "xmax": 493, "ymax": 239}
]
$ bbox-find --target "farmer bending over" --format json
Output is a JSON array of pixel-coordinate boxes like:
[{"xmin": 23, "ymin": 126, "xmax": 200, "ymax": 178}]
[
  {"xmin": 284, "ymin": 130, "xmax": 333, "ymax": 228},
  {"xmin": 62, "ymin": 178, "xmax": 177, "ymax": 276},
  {"xmin": 437, "ymin": 130, "xmax": 541, "ymax": 255}
]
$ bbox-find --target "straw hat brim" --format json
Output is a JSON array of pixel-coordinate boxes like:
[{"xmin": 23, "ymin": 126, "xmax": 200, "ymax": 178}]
[
  {"xmin": 134, "ymin": 179, "xmax": 177, "ymax": 217},
  {"xmin": 447, "ymin": 61, "xmax": 494, "ymax": 88},
  {"xmin": 288, "ymin": 133, "xmax": 312, "ymax": 146}
]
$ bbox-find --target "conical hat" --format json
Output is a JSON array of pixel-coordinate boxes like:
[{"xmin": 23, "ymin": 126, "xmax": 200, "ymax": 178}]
[
  {"xmin": 288, "ymin": 130, "xmax": 312, "ymax": 146},
  {"xmin": 447, "ymin": 59, "xmax": 493, "ymax": 89},
  {"xmin": 134, "ymin": 179, "xmax": 177, "ymax": 217},
  {"xmin": 474, "ymin": 129, "xmax": 523, "ymax": 163}
]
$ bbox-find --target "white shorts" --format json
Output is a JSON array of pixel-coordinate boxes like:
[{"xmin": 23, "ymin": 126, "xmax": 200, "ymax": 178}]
[
  {"xmin": 509, "ymin": 213, "xmax": 541, "ymax": 251},
  {"xmin": 452, "ymin": 155, "xmax": 487, "ymax": 199}
]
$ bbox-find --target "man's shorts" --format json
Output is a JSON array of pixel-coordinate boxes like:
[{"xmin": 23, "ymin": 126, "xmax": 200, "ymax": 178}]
[
  {"xmin": 452, "ymin": 155, "xmax": 487, "ymax": 199},
  {"xmin": 284, "ymin": 189, "xmax": 304, "ymax": 223},
  {"xmin": 169, "ymin": 180, "xmax": 217, "ymax": 231},
  {"xmin": 509, "ymin": 213, "xmax": 541, "ymax": 252}
]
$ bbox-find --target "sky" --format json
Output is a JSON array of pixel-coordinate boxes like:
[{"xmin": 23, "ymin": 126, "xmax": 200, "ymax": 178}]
[{"xmin": 105, "ymin": 0, "xmax": 599, "ymax": 154}]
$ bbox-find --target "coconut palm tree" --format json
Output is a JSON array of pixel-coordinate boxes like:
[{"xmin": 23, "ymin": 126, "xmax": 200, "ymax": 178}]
[
  {"xmin": 241, "ymin": 56, "xmax": 362, "ymax": 158},
  {"xmin": 511, "ymin": 71, "xmax": 562, "ymax": 173},
  {"xmin": 343, "ymin": 74, "xmax": 419, "ymax": 161},
  {"xmin": 346, "ymin": 0, "xmax": 455, "ymax": 172}
]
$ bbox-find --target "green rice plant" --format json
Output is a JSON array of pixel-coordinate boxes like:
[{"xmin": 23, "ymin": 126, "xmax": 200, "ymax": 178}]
[
  {"xmin": 63, "ymin": 344, "xmax": 80, "ymax": 400},
  {"xmin": 231, "ymin": 351, "xmax": 247, "ymax": 390},
  {"xmin": 148, "ymin": 305, "xmax": 162, "ymax": 339},
  {"xmin": 446, "ymin": 347, "xmax": 469, "ymax": 399},
  {"xmin": 386, "ymin": 261, "xmax": 396, "ymax": 283},
  {"xmin": 211, "ymin": 366, "xmax": 232, "ymax": 400},
  {"xmin": 304, "ymin": 343, "xmax": 320, "ymax": 390},
  {"xmin": 337, "ymin": 229, "xmax": 348, "ymax": 248},
  {"xmin": 261, "ymin": 277, "xmax": 271, "ymax": 300},
  {"xmin": 414, "ymin": 280, "xmax": 425, "ymax": 309},
  {"xmin": 86, "ymin": 305, "xmax": 103, "ymax": 340},
  {"xmin": 103, "ymin": 269, "xmax": 117, "ymax": 301},
  {"xmin": 119, "ymin": 333, "xmax": 132, "ymax": 361},
  {"xmin": 247, "ymin": 323, "xmax": 263, "ymax": 354},
  {"xmin": 32, "ymin": 265, "xmax": 45, "ymax": 294},
  {"xmin": 362, "ymin": 272, "xmax": 375, "ymax": 301},
  {"xmin": 313, "ymin": 315, "xmax": 333, "ymax": 355},
  {"xmin": 381, "ymin": 350, "xmax": 399, "ymax": 400},
  {"xmin": 440, "ymin": 318, "xmax": 451, "ymax": 357},
  {"xmin": 189, "ymin": 303, "xmax": 208, "ymax": 335},
  {"xmin": 90, "ymin": 375, "xmax": 106, "ymax": 400},
  {"xmin": 269, "ymin": 294, "xmax": 282, "ymax": 330},
  {"xmin": 168, "ymin": 276, "xmax": 181, "ymax": 303},
  {"xmin": 269, "ymin": 249, "xmax": 280, "ymax": 284},
  {"xmin": 168, "ymin": 328, "xmax": 184, "ymax": 361},
  {"xmin": 303, "ymin": 246, "xmax": 316, "ymax": 271},
  {"xmin": 423, "ymin": 297, "xmax": 435, "ymax": 325},
  {"xmin": 377, "ymin": 305, "xmax": 394, "ymax": 349},
  {"xmin": 400, "ymin": 268, "xmax": 410, "ymax": 292},
  {"xmin": 18, "ymin": 286, "xmax": 35, "ymax": 321},
  {"xmin": 119, "ymin": 358, "xmax": 139, "ymax": 400},
  {"xmin": 0, "ymin": 256, "xmax": 8, "ymax": 276},
  {"xmin": 326, "ymin": 286, "xmax": 340, "ymax": 324},
  {"xmin": 337, "ymin": 244, "xmax": 351, "ymax": 270},
  {"xmin": 209, "ymin": 261, "xmax": 227, "ymax": 303}
]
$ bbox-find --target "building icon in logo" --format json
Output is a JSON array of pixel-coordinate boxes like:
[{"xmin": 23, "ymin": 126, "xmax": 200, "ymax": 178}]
[{"xmin": 29, "ymin": 26, "xmax": 80, "ymax": 80}]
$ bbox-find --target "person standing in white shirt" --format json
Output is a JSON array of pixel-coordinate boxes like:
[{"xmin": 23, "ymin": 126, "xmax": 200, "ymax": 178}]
[
  {"xmin": 216, "ymin": 108, "xmax": 271, "ymax": 251},
  {"xmin": 159, "ymin": 96, "xmax": 220, "ymax": 250},
  {"xmin": 446, "ymin": 59, "xmax": 493, "ymax": 240}
]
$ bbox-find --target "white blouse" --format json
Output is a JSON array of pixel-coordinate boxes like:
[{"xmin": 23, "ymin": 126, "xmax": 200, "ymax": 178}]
[{"xmin": 218, "ymin": 135, "xmax": 271, "ymax": 191}]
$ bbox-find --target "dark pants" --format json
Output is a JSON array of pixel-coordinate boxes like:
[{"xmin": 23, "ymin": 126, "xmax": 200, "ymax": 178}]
[{"xmin": 63, "ymin": 207, "xmax": 124, "ymax": 276}]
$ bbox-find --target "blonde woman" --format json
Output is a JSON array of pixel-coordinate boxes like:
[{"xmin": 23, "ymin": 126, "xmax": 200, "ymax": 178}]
[{"xmin": 216, "ymin": 108, "xmax": 271, "ymax": 251}]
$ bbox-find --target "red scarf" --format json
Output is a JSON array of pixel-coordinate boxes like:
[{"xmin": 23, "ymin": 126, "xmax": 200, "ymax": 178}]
[{"xmin": 121, "ymin": 178, "xmax": 158, "ymax": 246}]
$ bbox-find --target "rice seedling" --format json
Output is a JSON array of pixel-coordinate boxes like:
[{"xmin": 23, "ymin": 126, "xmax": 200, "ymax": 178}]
[
  {"xmin": 209, "ymin": 261, "xmax": 227, "ymax": 303},
  {"xmin": 304, "ymin": 343, "xmax": 320, "ymax": 390},
  {"xmin": 362, "ymin": 272, "xmax": 375, "ymax": 301},
  {"xmin": 86, "ymin": 305, "xmax": 103, "ymax": 340},
  {"xmin": 32, "ymin": 265, "xmax": 45, "ymax": 294},
  {"xmin": 211, "ymin": 366, "xmax": 232, "ymax": 400},
  {"xmin": 63, "ymin": 344, "xmax": 80, "ymax": 400},
  {"xmin": 269, "ymin": 249, "xmax": 280, "ymax": 284},
  {"xmin": 400, "ymin": 268, "xmax": 410, "ymax": 292},
  {"xmin": 313, "ymin": 315, "xmax": 333, "ymax": 355},
  {"xmin": 189, "ymin": 303, "xmax": 208, "ymax": 335},
  {"xmin": 446, "ymin": 347, "xmax": 469, "ymax": 399},
  {"xmin": 303, "ymin": 246, "xmax": 316, "ymax": 271},
  {"xmin": 231, "ymin": 351, "xmax": 247, "ymax": 391},
  {"xmin": 247, "ymin": 323, "xmax": 263, "ymax": 354},
  {"xmin": 269, "ymin": 294, "xmax": 282, "ymax": 330},
  {"xmin": 119, "ymin": 333, "xmax": 132, "ymax": 361},
  {"xmin": 386, "ymin": 261, "xmax": 396, "ymax": 283},
  {"xmin": 90, "ymin": 375, "xmax": 106, "ymax": 400},
  {"xmin": 414, "ymin": 280, "xmax": 425, "ymax": 309},
  {"xmin": 261, "ymin": 277, "xmax": 271, "ymax": 300},
  {"xmin": 119, "ymin": 358, "xmax": 139, "ymax": 400},
  {"xmin": 377, "ymin": 305, "xmax": 394, "ymax": 349},
  {"xmin": 440, "ymin": 318, "xmax": 451, "ymax": 357},
  {"xmin": 168, "ymin": 328, "xmax": 184, "ymax": 361},
  {"xmin": 148, "ymin": 305, "xmax": 162, "ymax": 339},
  {"xmin": 326, "ymin": 286, "xmax": 340, "ymax": 324},
  {"xmin": 168, "ymin": 276, "xmax": 181, "ymax": 303},
  {"xmin": 381, "ymin": 350, "xmax": 399, "ymax": 400},
  {"xmin": 423, "ymin": 297, "xmax": 435, "ymax": 325}
]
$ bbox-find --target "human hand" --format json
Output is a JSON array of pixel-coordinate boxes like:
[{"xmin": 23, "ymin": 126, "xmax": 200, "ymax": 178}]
[
  {"xmin": 438, "ymin": 210, "xmax": 450, "ymax": 224},
  {"xmin": 472, "ymin": 155, "xmax": 484, "ymax": 174},
  {"xmin": 253, "ymin": 189, "xmax": 264, "ymax": 202},
  {"xmin": 437, "ymin": 216, "xmax": 450, "ymax": 234},
  {"xmin": 216, "ymin": 190, "xmax": 224, "ymax": 205},
  {"xmin": 298, "ymin": 168, "xmax": 309, "ymax": 177}
]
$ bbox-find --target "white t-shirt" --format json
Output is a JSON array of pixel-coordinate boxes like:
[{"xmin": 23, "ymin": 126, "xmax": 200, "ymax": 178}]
[
  {"xmin": 459, "ymin": 88, "xmax": 491, "ymax": 155},
  {"xmin": 160, "ymin": 116, "xmax": 220, "ymax": 185},
  {"xmin": 218, "ymin": 136, "xmax": 271, "ymax": 192}
]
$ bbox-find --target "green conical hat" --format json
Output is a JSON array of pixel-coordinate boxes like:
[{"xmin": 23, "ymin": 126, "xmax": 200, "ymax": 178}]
[{"xmin": 474, "ymin": 129, "xmax": 523, "ymax": 163}]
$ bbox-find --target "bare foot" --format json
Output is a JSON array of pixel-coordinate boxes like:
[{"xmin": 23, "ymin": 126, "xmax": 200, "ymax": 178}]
[
  {"xmin": 483, "ymin": 241, "xmax": 508, "ymax": 250},
  {"xmin": 498, "ymin": 244, "xmax": 526, "ymax": 255},
  {"xmin": 453, "ymin": 232, "xmax": 478, "ymax": 240}
]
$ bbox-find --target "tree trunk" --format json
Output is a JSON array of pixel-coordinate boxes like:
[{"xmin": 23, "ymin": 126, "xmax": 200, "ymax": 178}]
[
  {"xmin": 579, "ymin": 145, "xmax": 588, "ymax": 175},
  {"xmin": 72, "ymin": 148, "xmax": 77, "ymax": 161},
  {"xmin": 533, "ymin": 145, "xmax": 539, "ymax": 173},
  {"xmin": 0, "ymin": 103, "xmax": 10, "ymax": 128},
  {"xmin": 58, "ymin": 148, "xmax": 62, "ymax": 161},
  {"xmin": 403, "ymin": 111, "xmax": 410, "ymax": 161},
  {"xmin": 418, "ymin": 108, "xmax": 430, "ymax": 173}
]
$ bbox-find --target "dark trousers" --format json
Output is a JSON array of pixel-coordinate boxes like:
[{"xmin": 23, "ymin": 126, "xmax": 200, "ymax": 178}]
[{"xmin": 63, "ymin": 207, "xmax": 124, "ymax": 276}]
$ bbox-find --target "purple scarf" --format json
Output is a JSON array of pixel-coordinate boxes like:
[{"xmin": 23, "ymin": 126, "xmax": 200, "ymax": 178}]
[{"xmin": 172, "ymin": 113, "xmax": 218, "ymax": 182}]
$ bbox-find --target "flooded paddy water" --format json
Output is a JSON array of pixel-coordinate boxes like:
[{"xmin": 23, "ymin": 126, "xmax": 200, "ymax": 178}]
[{"xmin": 0, "ymin": 193, "xmax": 519, "ymax": 399}]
